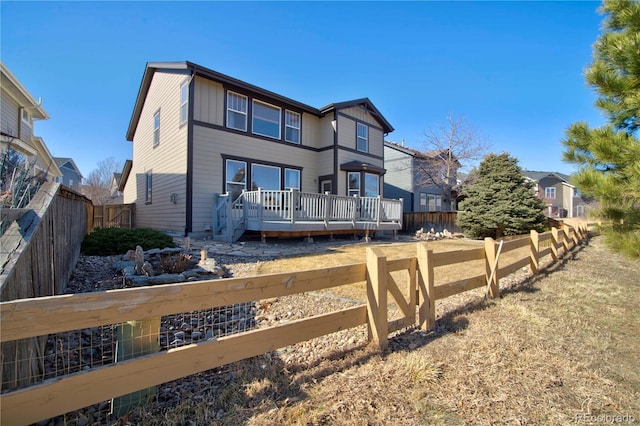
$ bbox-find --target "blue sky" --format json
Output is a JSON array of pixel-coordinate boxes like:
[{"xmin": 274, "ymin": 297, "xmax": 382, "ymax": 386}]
[{"xmin": 2, "ymin": 1, "xmax": 604, "ymax": 178}]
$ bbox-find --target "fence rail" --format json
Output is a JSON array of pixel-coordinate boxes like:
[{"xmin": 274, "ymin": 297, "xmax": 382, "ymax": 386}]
[
  {"xmin": 0, "ymin": 222, "xmax": 590, "ymax": 425},
  {"xmin": 403, "ymin": 211, "xmax": 460, "ymax": 233}
]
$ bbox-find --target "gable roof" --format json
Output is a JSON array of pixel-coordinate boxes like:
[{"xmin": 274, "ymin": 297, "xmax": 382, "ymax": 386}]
[
  {"xmin": 384, "ymin": 141, "xmax": 461, "ymax": 167},
  {"xmin": 127, "ymin": 61, "xmax": 394, "ymax": 140},
  {"xmin": 321, "ymin": 99, "xmax": 394, "ymax": 133},
  {"xmin": 53, "ymin": 157, "xmax": 83, "ymax": 178},
  {"xmin": 523, "ymin": 170, "xmax": 571, "ymax": 183},
  {"xmin": 1, "ymin": 62, "xmax": 49, "ymax": 120}
]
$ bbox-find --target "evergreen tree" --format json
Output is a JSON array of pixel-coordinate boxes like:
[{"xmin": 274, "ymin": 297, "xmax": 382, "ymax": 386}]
[
  {"xmin": 562, "ymin": 0, "xmax": 640, "ymax": 256},
  {"xmin": 457, "ymin": 153, "xmax": 547, "ymax": 239}
]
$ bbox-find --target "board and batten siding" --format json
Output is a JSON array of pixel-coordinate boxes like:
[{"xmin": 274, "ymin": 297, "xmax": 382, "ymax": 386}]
[
  {"xmin": 191, "ymin": 125, "xmax": 320, "ymax": 233},
  {"xmin": 193, "ymin": 77, "xmax": 224, "ymax": 126},
  {"xmin": 336, "ymin": 109, "xmax": 384, "ymax": 158},
  {"xmin": 124, "ymin": 70, "xmax": 190, "ymax": 233}
]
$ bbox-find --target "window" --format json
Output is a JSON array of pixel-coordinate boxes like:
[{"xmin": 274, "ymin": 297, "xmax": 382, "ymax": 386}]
[
  {"xmin": 285, "ymin": 110, "xmax": 301, "ymax": 144},
  {"xmin": 356, "ymin": 123, "xmax": 368, "ymax": 152},
  {"xmin": 284, "ymin": 168, "xmax": 300, "ymax": 190},
  {"xmin": 226, "ymin": 160, "xmax": 246, "ymax": 200},
  {"xmin": 153, "ymin": 110, "xmax": 160, "ymax": 146},
  {"xmin": 251, "ymin": 164, "xmax": 280, "ymax": 190},
  {"xmin": 69, "ymin": 179, "xmax": 74, "ymax": 188},
  {"xmin": 428, "ymin": 194, "xmax": 442, "ymax": 211},
  {"xmin": 364, "ymin": 173, "xmax": 379, "ymax": 197},
  {"xmin": 145, "ymin": 173, "xmax": 152, "ymax": 204},
  {"xmin": 545, "ymin": 187, "xmax": 556, "ymax": 199},
  {"xmin": 252, "ymin": 100, "xmax": 281, "ymax": 139},
  {"xmin": 180, "ymin": 81, "xmax": 189, "ymax": 124},
  {"xmin": 227, "ymin": 92, "xmax": 248, "ymax": 131},
  {"xmin": 574, "ymin": 188, "xmax": 581, "ymax": 197},
  {"xmin": 21, "ymin": 109, "xmax": 32, "ymax": 127},
  {"xmin": 348, "ymin": 172, "xmax": 360, "ymax": 197},
  {"xmin": 420, "ymin": 193, "xmax": 428, "ymax": 212}
]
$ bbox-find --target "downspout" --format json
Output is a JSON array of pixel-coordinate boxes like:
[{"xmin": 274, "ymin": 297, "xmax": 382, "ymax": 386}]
[
  {"xmin": 185, "ymin": 67, "xmax": 196, "ymax": 236},
  {"xmin": 333, "ymin": 111, "xmax": 338, "ymax": 194}
]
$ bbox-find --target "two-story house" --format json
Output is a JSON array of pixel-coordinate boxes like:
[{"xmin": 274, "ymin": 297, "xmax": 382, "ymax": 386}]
[
  {"xmin": 123, "ymin": 61, "xmax": 402, "ymax": 240},
  {"xmin": 53, "ymin": 157, "xmax": 83, "ymax": 191},
  {"xmin": 524, "ymin": 170, "xmax": 591, "ymax": 218},
  {"xmin": 1, "ymin": 62, "xmax": 61, "ymax": 182},
  {"xmin": 384, "ymin": 141, "xmax": 460, "ymax": 212}
]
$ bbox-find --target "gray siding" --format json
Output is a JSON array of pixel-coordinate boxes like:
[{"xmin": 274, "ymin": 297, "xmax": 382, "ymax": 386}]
[
  {"xmin": 383, "ymin": 145, "xmax": 413, "ymax": 212},
  {"xmin": 0, "ymin": 93, "xmax": 19, "ymax": 138},
  {"xmin": 124, "ymin": 69, "xmax": 189, "ymax": 233}
]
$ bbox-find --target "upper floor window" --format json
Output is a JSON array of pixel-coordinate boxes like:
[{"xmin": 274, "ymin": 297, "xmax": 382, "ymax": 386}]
[
  {"xmin": 574, "ymin": 188, "xmax": 581, "ymax": 197},
  {"xmin": 153, "ymin": 110, "xmax": 160, "ymax": 146},
  {"xmin": 356, "ymin": 123, "xmax": 368, "ymax": 152},
  {"xmin": 21, "ymin": 109, "xmax": 32, "ymax": 127},
  {"xmin": 545, "ymin": 187, "xmax": 556, "ymax": 199},
  {"xmin": 252, "ymin": 100, "xmax": 281, "ymax": 139},
  {"xmin": 285, "ymin": 110, "xmax": 301, "ymax": 144},
  {"xmin": 227, "ymin": 92, "xmax": 248, "ymax": 131},
  {"xmin": 180, "ymin": 81, "xmax": 189, "ymax": 124}
]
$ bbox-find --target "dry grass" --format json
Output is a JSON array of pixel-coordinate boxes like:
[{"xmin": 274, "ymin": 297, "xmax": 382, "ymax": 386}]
[{"xmin": 132, "ymin": 235, "xmax": 639, "ymax": 425}]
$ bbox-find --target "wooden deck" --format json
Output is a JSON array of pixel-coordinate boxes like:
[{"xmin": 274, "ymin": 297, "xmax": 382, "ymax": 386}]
[{"xmin": 213, "ymin": 189, "xmax": 403, "ymax": 242}]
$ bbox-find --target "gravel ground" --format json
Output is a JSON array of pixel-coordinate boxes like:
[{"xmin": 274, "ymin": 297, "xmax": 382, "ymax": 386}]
[{"xmin": 47, "ymin": 237, "xmax": 535, "ymax": 426}]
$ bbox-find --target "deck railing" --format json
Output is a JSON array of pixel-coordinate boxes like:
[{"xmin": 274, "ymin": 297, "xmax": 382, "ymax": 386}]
[{"xmin": 240, "ymin": 189, "xmax": 402, "ymax": 225}]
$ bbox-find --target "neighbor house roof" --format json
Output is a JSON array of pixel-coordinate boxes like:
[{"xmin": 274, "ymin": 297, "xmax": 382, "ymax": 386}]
[
  {"xmin": 523, "ymin": 170, "xmax": 572, "ymax": 183},
  {"xmin": 127, "ymin": 61, "xmax": 394, "ymax": 140},
  {"xmin": 384, "ymin": 141, "xmax": 461, "ymax": 167},
  {"xmin": 53, "ymin": 157, "xmax": 84, "ymax": 179}
]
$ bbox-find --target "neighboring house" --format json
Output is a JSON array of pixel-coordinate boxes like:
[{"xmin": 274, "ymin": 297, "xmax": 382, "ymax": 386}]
[
  {"xmin": 53, "ymin": 157, "xmax": 83, "ymax": 192},
  {"xmin": 523, "ymin": 170, "xmax": 591, "ymax": 218},
  {"xmin": 123, "ymin": 61, "xmax": 402, "ymax": 239},
  {"xmin": 0, "ymin": 62, "xmax": 61, "ymax": 180},
  {"xmin": 384, "ymin": 141, "xmax": 460, "ymax": 212},
  {"xmin": 110, "ymin": 172, "xmax": 123, "ymax": 199}
]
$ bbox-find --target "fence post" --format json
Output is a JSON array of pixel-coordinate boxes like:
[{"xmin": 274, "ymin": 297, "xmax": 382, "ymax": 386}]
[
  {"xmin": 562, "ymin": 227, "xmax": 570, "ymax": 255},
  {"xmin": 529, "ymin": 230, "xmax": 539, "ymax": 274},
  {"xmin": 417, "ymin": 243, "xmax": 435, "ymax": 331},
  {"xmin": 366, "ymin": 247, "xmax": 388, "ymax": 349},
  {"xmin": 551, "ymin": 227, "xmax": 559, "ymax": 261},
  {"xmin": 485, "ymin": 237, "xmax": 500, "ymax": 298}
]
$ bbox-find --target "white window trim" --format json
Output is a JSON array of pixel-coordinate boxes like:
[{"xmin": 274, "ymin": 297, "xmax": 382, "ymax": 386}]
[
  {"xmin": 252, "ymin": 100, "xmax": 281, "ymax": 139},
  {"xmin": 545, "ymin": 187, "xmax": 556, "ymax": 199},
  {"xmin": 145, "ymin": 172, "xmax": 153, "ymax": 204},
  {"xmin": 153, "ymin": 110, "xmax": 160, "ymax": 147},
  {"xmin": 348, "ymin": 172, "xmax": 360, "ymax": 197},
  {"xmin": 21, "ymin": 109, "xmax": 32, "ymax": 127},
  {"xmin": 180, "ymin": 81, "xmax": 189, "ymax": 125},
  {"xmin": 284, "ymin": 168, "xmax": 300, "ymax": 190},
  {"xmin": 285, "ymin": 110, "xmax": 301, "ymax": 144},
  {"xmin": 356, "ymin": 123, "xmax": 368, "ymax": 153},
  {"xmin": 227, "ymin": 91, "xmax": 248, "ymax": 131}
]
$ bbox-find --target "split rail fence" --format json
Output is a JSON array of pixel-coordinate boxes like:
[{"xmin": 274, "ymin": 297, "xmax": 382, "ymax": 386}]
[{"xmin": 0, "ymin": 223, "xmax": 589, "ymax": 425}]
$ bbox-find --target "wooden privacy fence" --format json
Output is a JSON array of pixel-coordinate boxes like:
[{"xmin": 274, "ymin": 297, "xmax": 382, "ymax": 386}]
[
  {"xmin": 403, "ymin": 211, "xmax": 460, "ymax": 233},
  {"xmin": 0, "ymin": 182, "xmax": 92, "ymax": 391},
  {"xmin": 92, "ymin": 203, "xmax": 135, "ymax": 229},
  {"xmin": 0, "ymin": 223, "xmax": 589, "ymax": 425}
]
